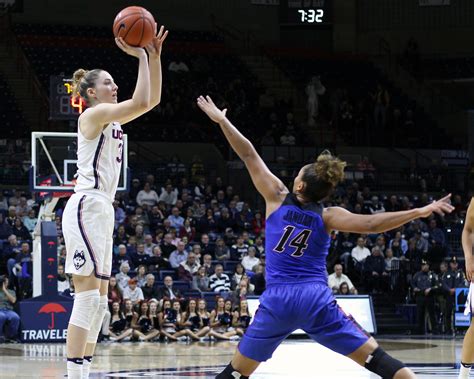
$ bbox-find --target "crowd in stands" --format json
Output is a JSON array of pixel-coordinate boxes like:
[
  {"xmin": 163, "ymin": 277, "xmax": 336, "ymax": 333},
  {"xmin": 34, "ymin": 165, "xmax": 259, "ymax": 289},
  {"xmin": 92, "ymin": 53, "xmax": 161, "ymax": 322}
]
[{"xmin": 0, "ymin": 170, "xmax": 469, "ymax": 342}]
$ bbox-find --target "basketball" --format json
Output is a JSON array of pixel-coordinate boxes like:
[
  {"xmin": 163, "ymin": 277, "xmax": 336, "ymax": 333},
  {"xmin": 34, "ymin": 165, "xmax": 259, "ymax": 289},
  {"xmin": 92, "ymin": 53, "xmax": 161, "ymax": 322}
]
[{"xmin": 113, "ymin": 6, "xmax": 155, "ymax": 47}]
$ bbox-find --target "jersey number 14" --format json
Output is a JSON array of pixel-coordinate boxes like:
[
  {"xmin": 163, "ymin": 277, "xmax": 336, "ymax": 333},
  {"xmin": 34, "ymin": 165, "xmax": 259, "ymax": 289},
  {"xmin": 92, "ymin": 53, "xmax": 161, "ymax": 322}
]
[{"xmin": 273, "ymin": 226, "xmax": 312, "ymax": 257}]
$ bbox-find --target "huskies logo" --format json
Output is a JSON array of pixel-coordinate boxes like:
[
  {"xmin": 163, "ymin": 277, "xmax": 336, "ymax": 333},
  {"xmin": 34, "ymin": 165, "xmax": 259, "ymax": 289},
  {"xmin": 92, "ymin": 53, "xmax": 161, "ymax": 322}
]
[{"xmin": 73, "ymin": 250, "xmax": 86, "ymax": 270}]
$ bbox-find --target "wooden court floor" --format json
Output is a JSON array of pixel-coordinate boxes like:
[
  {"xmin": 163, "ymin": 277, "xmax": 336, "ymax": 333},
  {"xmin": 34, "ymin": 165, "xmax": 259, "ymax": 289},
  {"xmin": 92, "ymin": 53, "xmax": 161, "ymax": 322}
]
[{"xmin": 0, "ymin": 337, "xmax": 467, "ymax": 378}]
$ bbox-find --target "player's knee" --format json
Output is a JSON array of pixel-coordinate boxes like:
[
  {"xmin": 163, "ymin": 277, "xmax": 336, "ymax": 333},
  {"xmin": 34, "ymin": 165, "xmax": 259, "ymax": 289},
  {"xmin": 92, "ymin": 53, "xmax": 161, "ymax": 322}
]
[
  {"xmin": 215, "ymin": 363, "xmax": 249, "ymax": 379},
  {"xmin": 86, "ymin": 295, "xmax": 108, "ymax": 343},
  {"xmin": 69, "ymin": 289, "xmax": 100, "ymax": 331},
  {"xmin": 364, "ymin": 347, "xmax": 405, "ymax": 379}
]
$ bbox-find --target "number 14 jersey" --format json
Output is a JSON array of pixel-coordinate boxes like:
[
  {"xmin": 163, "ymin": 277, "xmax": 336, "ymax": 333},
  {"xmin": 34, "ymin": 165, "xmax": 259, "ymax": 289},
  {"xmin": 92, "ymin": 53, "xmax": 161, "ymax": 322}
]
[
  {"xmin": 74, "ymin": 118, "xmax": 123, "ymax": 202},
  {"xmin": 265, "ymin": 193, "xmax": 331, "ymax": 286}
]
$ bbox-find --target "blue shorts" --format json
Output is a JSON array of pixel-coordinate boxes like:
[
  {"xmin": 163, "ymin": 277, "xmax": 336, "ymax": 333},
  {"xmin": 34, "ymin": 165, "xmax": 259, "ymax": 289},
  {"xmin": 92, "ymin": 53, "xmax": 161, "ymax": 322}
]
[{"xmin": 238, "ymin": 282, "xmax": 370, "ymax": 362}]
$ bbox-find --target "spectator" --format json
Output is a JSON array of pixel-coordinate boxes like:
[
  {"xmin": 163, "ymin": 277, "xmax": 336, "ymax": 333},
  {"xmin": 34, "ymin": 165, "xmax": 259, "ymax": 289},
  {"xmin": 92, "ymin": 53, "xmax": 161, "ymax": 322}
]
[
  {"xmin": 327, "ymin": 264, "xmax": 358, "ymax": 294},
  {"xmin": 232, "ymin": 263, "xmax": 246, "ymax": 289},
  {"xmin": 11, "ymin": 217, "xmax": 30, "ymax": 241},
  {"xmin": 160, "ymin": 233, "xmax": 176, "ymax": 259},
  {"xmin": 178, "ymin": 252, "xmax": 201, "ymax": 282},
  {"xmin": 131, "ymin": 243, "xmax": 149, "ymax": 268},
  {"xmin": 351, "ymin": 237, "xmax": 371, "ymax": 268},
  {"xmin": 8, "ymin": 242, "xmax": 32, "ymax": 299},
  {"xmin": 192, "ymin": 266, "xmax": 210, "ymax": 292},
  {"xmin": 141, "ymin": 274, "xmax": 159, "ymax": 301},
  {"xmin": 411, "ymin": 260, "xmax": 439, "ymax": 334},
  {"xmin": 113, "ymin": 244, "xmax": 133, "ymax": 272},
  {"xmin": 411, "ymin": 231, "xmax": 429, "ymax": 255},
  {"xmin": 364, "ymin": 246, "xmax": 388, "ymax": 294},
  {"xmin": 122, "ymin": 278, "xmax": 144, "ymax": 306},
  {"xmin": 107, "ymin": 276, "xmax": 123, "ymax": 307},
  {"xmin": 209, "ymin": 264, "xmax": 231, "ymax": 292},
  {"xmin": 148, "ymin": 245, "xmax": 170, "ymax": 272},
  {"xmin": 116, "ymin": 262, "xmax": 131, "ymax": 293},
  {"xmin": 367, "ymin": 196, "xmax": 385, "ymax": 215},
  {"xmin": 224, "ymin": 227, "xmax": 237, "ymax": 246},
  {"xmin": 200, "ymin": 234, "xmax": 214, "ymax": 256},
  {"xmin": 335, "ymin": 232, "xmax": 355, "ymax": 271},
  {"xmin": 190, "ymin": 244, "xmax": 202, "ymax": 261},
  {"xmin": 251, "ymin": 264, "xmax": 266, "ymax": 295},
  {"xmin": 202, "ymin": 254, "xmax": 214, "ymax": 276},
  {"xmin": 0, "ymin": 214, "xmax": 12, "ymax": 239},
  {"xmin": 57, "ymin": 264, "xmax": 69, "ymax": 293},
  {"xmin": 135, "ymin": 265, "xmax": 148, "ymax": 288},
  {"xmin": 169, "ymin": 241, "xmax": 188, "ymax": 269},
  {"xmin": 251, "ymin": 211, "xmax": 265, "ymax": 236},
  {"xmin": 254, "ymin": 236, "xmax": 265, "ymax": 256},
  {"xmin": 214, "ymin": 238, "xmax": 230, "ymax": 261},
  {"xmin": 22, "ymin": 209, "xmax": 37, "ymax": 233},
  {"xmin": 113, "ymin": 225, "xmax": 129, "ymax": 247},
  {"xmin": 230, "ymin": 236, "xmax": 249, "ymax": 261},
  {"xmin": 179, "ymin": 218, "xmax": 196, "ymax": 242},
  {"xmin": 389, "ymin": 231, "xmax": 408, "ymax": 256},
  {"xmin": 241, "ymin": 246, "xmax": 259, "ymax": 272},
  {"xmin": 0, "ymin": 277, "xmax": 20, "ymax": 343},
  {"xmin": 113, "ymin": 200, "xmax": 126, "ymax": 230},
  {"xmin": 157, "ymin": 276, "xmax": 183, "ymax": 300},
  {"xmin": 427, "ymin": 219, "xmax": 446, "ymax": 264},
  {"xmin": 159, "ymin": 184, "xmax": 178, "ymax": 206},
  {"xmin": 338, "ymin": 282, "xmax": 352, "ymax": 295},
  {"xmin": 143, "ymin": 234, "xmax": 155, "ymax": 256},
  {"xmin": 441, "ymin": 257, "xmax": 467, "ymax": 334},
  {"xmin": 136, "ymin": 182, "xmax": 159, "ymax": 207},
  {"xmin": 168, "ymin": 207, "xmax": 185, "ymax": 229}
]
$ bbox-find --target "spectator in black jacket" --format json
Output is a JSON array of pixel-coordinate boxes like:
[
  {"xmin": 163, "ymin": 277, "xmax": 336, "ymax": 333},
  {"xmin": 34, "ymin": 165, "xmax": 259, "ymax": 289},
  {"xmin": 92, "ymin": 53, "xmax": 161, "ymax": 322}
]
[
  {"xmin": 148, "ymin": 245, "xmax": 170, "ymax": 272},
  {"xmin": 142, "ymin": 274, "xmax": 160, "ymax": 301},
  {"xmin": 364, "ymin": 246, "xmax": 389, "ymax": 294},
  {"xmin": 157, "ymin": 276, "xmax": 183, "ymax": 301},
  {"xmin": 113, "ymin": 244, "xmax": 133, "ymax": 272},
  {"xmin": 131, "ymin": 243, "xmax": 149, "ymax": 268}
]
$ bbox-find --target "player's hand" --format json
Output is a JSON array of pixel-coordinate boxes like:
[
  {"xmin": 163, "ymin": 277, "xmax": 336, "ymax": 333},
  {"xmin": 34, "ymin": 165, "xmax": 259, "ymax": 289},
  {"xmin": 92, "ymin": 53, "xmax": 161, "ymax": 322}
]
[
  {"xmin": 197, "ymin": 96, "xmax": 227, "ymax": 124},
  {"xmin": 145, "ymin": 24, "xmax": 168, "ymax": 58},
  {"xmin": 466, "ymin": 260, "xmax": 474, "ymax": 282},
  {"xmin": 115, "ymin": 37, "xmax": 146, "ymax": 58},
  {"xmin": 418, "ymin": 194, "xmax": 454, "ymax": 218}
]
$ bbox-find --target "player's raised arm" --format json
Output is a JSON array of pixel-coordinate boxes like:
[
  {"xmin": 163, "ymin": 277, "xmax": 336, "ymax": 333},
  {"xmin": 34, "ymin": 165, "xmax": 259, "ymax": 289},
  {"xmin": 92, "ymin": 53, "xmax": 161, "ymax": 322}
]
[
  {"xmin": 74, "ymin": 38, "xmax": 150, "ymax": 139},
  {"xmin": 145, "ymin": 24, "xmax": 168, "ymax": 109},
  {"xmin": 197, "ymin": 96, "xmax": 288, "ymax": 209},
  {"xmin": 463, "ymin": 199, "xmax": 474, "ymax": 281},
  {"xmin": 324, "ymin": 194, "xmax": 454, "ymax": 234}
]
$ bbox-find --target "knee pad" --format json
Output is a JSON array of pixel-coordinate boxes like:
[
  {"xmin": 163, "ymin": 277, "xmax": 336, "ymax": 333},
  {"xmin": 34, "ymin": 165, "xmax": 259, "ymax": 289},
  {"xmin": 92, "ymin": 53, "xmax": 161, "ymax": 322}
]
[
  {"xmin": 364, "ymin": 347, "xmax": 405, "ymax": 379},
  {"xmin": 87, "ymin": 295, "xmax": 108, "ymax": 343},
  {"xmin": 69, "ymin": 289, "xmax": 100, "ymax": 331}
]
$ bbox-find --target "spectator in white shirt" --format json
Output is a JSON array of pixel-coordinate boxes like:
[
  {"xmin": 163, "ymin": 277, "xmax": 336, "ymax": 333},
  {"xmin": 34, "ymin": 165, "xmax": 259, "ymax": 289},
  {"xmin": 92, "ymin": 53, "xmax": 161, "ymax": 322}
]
[
  {"xmin": 241, "ymin": 246, "xmax": 260, "ymax": 272},
  {"xmin": 122, "ymin": 278, "xmax": 144, "ymax": 305},
  {"xmin": 327, "ymin": 264, "xmax": 358, "ymax": 294},
  {"xmin": 351, "ymin": 237, "xmax": 371, "ymax": 266},
  {"xmin": 209, "ymin": 264, "xmax": 231, "ymax": 292},
  {"xmin": 136, "ymin": 182, "xmax": 159, "ymax": 207},
  {"xmin": 159, "ymin": 184, "xmax": 178, "ymax": 206}
]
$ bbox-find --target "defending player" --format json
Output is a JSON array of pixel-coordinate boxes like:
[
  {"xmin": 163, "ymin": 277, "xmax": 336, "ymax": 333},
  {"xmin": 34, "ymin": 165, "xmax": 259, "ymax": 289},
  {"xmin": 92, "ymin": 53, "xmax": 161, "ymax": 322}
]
[
  {"xmin": 196, "ymin": 95, "xmax": 454, "ymax": 379},
  {"xmin": 458, "ymin": 198, "xmax": 474, "ymax": 379},
  {"xmin": 63, "ymin": 27, "xmax": 168, "ymax": 379}
]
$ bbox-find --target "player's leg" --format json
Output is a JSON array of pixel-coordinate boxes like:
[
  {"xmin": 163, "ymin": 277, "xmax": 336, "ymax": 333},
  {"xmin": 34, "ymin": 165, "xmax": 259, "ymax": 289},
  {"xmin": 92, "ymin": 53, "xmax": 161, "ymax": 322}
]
[
  {"xmin": 216, "ymin": 286, "xmax": 296, "ymax": 379},
  {"xmin": 459, "ymin": 318, "xmax": 474, "ymax": 378},
  {"xmin": 66, "ymin": 273, "xmax": 101, "ymax": 379}
]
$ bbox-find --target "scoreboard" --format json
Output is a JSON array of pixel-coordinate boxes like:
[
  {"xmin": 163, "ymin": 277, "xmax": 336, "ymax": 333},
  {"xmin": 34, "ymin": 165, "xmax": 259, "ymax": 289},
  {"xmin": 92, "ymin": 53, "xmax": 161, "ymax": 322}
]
[{"xmin": 49, "ymin": 75, "xmax": 85, "ymax": 120}]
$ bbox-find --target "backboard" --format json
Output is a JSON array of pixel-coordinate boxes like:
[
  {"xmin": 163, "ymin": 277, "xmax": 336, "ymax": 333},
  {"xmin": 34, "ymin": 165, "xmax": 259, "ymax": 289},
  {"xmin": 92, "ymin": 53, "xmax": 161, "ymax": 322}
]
[{"xmin": 30, "ymin": 131, "xmax": 129, "ymax": 193}]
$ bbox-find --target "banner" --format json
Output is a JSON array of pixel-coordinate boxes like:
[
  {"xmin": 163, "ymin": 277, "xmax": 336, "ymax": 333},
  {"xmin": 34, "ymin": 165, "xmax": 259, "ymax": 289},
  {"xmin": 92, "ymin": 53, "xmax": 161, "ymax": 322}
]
[{"xmin": 455, "ymin": 287, "xmax": 470, "ymax": 327}]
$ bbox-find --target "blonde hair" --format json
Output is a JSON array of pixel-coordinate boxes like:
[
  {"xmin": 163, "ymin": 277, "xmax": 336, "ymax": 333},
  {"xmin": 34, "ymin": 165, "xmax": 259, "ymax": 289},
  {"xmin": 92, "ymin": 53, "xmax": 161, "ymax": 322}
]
[
  {"xmin": 314, "ymin": 150, "xmax": 346, "ymax": 187},
  {"xmin": 71, "ymin": 68, "xmax": 103, "ymax": 105}
]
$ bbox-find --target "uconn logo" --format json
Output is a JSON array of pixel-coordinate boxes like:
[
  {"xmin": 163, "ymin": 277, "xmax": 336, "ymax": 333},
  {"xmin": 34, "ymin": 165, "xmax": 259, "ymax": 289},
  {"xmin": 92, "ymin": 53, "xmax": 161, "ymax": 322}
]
[{"xmin": 112, "ymin": 128, "xmax": 123, "ymax": 140}]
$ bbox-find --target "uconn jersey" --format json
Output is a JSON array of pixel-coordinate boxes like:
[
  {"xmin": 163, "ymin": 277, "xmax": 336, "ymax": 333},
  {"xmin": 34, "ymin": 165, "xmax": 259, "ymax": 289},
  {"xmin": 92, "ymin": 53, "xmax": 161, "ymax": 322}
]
[
  {"xmin": 63, "ymin": 119, "xmax": 122, "ymax": 279},
  {"xmin": 74, "ymin": 120, "xmax": 124, "ymax": 202}
]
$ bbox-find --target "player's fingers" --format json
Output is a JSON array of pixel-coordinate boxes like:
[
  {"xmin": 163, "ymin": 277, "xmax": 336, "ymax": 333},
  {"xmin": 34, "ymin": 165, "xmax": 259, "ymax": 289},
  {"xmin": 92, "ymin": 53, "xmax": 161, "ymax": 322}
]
[
  {"xmin": 438, "ymin": 193, "xmax": 452, "ymax": 203},
  {"xmin": 161, "ymin": 30, "xmax": 169, "ymax": 42},
  {"xmin": 206, "ymin": 95, "xmax": 215, "ymax": 105},
  {"xmin": 223, "ymin": 109, "xmax": 227, "ymax": 116}
]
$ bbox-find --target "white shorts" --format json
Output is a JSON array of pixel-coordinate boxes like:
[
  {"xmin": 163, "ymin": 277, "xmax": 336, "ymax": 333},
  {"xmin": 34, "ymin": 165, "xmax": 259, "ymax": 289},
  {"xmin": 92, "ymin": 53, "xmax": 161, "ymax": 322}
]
[
  {"xmin": 465, "ymin": 282, "xmax": 474, "ymax": 316},
  {"xmin": 63, "ymin": 192, "xmax": 114, "ymax": 280}
]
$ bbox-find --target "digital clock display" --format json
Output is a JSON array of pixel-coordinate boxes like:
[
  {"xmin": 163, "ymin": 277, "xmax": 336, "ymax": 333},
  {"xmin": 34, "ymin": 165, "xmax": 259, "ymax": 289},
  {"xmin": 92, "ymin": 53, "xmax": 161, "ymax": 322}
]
[
  {"xmin": 49, "ymin": 75, "xmax": 86, "ymax": 120},
  {"xmin": 280, "ymin": 0, "xmax": 332, "ymax": 26}
]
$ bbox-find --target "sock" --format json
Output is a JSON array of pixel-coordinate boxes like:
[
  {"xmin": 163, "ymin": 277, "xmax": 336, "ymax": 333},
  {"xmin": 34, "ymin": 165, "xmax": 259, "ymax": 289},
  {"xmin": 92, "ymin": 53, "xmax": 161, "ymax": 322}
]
[
  {"xmin": 459, "ymin": 362, "xmax": 472, "ymax": 379},
  {"xmin": 67, "ymin": 357, "xmax": 83, "ymax": 379},
  {"xmin": 215, "ymin": 363, "xmax": 249, "ymax": 379},
  {"xmin": 82, "ymin": 356, "xmax": 92, "ymax": 379}
]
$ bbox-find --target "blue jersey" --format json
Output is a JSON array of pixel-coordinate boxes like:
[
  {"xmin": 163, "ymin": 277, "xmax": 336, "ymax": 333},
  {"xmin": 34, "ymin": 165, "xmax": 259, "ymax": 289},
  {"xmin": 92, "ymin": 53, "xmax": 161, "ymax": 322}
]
[{"xmin": 265, "ymin": 193, "xmax": 330, "ymax": 286}]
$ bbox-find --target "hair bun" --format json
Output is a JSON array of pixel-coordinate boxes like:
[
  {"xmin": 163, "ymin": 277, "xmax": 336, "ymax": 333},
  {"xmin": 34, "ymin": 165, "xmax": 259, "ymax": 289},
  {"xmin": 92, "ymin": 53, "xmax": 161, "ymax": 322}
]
[
  {"xmin": 314, "ymin": 150, "xmax": 346, "ymax": 187},
  {"xmin": 72, "ymin": 68, "xmax": 88, "ymax": 95}
]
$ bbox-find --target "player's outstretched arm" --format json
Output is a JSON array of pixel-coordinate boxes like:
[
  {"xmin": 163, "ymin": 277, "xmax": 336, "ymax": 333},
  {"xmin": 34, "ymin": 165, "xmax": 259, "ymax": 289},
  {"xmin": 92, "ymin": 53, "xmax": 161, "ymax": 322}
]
[
  {"xmin": 197, "ymin": 95, "xmax": 288, "ymax": 207},
  {"xmin": 145, "ymin": 24, "xmax": 168, "ymax": 109},
  {"xmin": 463, "ymin": 198, "xmax": 474, "ymax": 282},
  {"xmin": 84, "ymin": 37, "xmax": 150, "ymax": 130},
  {"xmin": 324, "ymin": 194, "xmax": 454, "ymax": 234}
]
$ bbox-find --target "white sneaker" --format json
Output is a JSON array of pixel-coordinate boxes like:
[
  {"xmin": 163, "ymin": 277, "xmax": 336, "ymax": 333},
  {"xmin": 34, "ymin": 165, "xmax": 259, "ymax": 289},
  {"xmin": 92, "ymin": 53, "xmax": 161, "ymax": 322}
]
[
  {"xmin": 177, "ymin": 336, "xmax": 188, "ymax": 342},
  {"xmin": 229, "ymin": 335, "xmax": 240, "ymax": 341}
]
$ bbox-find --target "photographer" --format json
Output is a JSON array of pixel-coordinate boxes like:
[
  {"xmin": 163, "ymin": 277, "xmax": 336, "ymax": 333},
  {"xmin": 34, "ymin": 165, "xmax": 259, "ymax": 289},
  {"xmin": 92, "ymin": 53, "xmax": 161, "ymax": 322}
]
[{"xmin": 0, "ymin": 277, "xmax": 20, "ymax": 343}]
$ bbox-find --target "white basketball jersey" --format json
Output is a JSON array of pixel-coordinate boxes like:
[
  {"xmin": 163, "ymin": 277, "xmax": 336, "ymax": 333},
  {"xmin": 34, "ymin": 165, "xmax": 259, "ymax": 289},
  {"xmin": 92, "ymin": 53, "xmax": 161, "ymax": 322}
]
[{"xmin": 74, "ymin": 119, "xmax": 124, "ymax": 202}]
